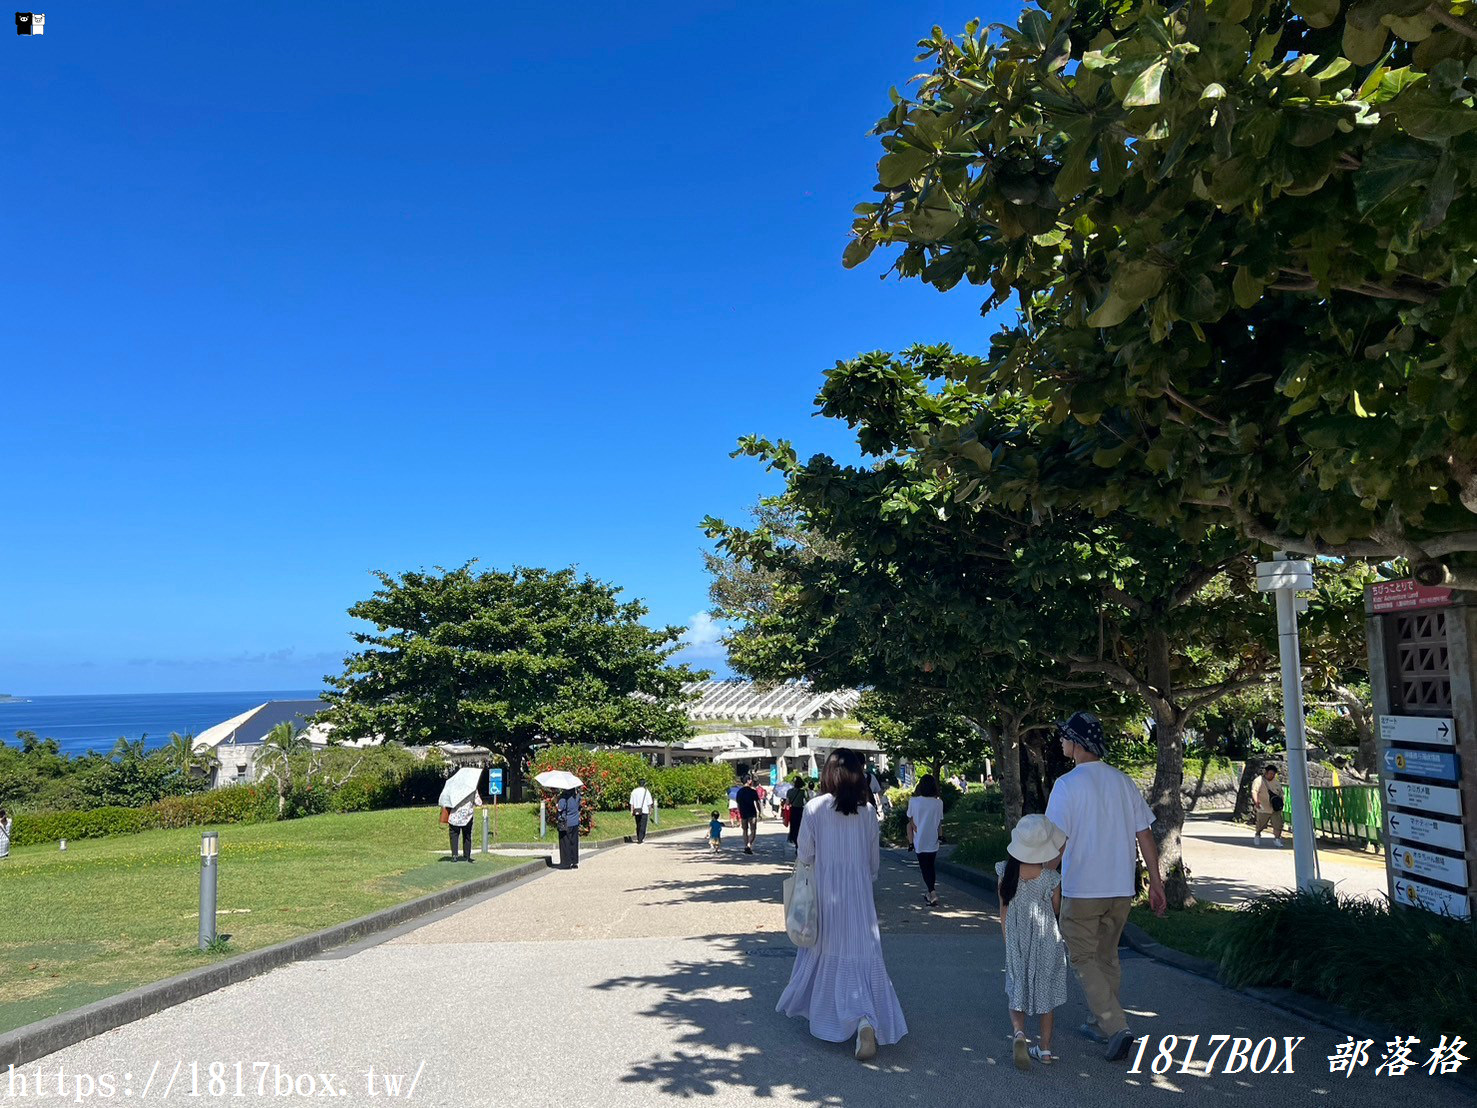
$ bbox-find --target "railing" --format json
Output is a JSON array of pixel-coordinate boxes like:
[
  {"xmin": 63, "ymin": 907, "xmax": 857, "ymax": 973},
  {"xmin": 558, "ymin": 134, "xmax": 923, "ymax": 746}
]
[{"xmin": 1288, "ymin": 785, "xmax": 1383, "ymax": 850}]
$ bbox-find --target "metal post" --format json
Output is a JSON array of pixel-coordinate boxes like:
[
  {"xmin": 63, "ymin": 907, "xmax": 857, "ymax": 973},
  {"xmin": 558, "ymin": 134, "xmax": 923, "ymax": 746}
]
[
  {"xmin": 1273, "ymin": 586, "xmax": 1321, "ymax": 893},
  {"xmin": 199, "ymin": 831, "xmax": 219, "ymax": 950},
  {"xmin": 539, "ymin": 798, "xmax": 546, "ymax": 840},
  {"xmin": 1257, "ymin": 554, "xmax": 1322, "ymax": 894},
  {"xmin": 482, "ymin": 808, "xmax": 489, "ymax": 855}
]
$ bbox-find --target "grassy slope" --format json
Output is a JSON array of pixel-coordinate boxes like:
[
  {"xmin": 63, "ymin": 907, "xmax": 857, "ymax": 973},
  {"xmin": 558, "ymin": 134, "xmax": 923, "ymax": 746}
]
[{"xmin": 0, "ymin": 803, "xmax": 711, "ymax": 1034}]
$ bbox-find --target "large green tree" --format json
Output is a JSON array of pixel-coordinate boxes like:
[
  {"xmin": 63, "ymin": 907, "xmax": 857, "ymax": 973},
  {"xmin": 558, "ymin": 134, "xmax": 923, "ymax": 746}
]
[
  {"xmin": 846, "ymin": 2, "xmax": 1477, "ymax": 584},
  {"xmin": 324, "ymin": 565, "xmax": 703, "ymax": 796},
  {"xmin": 710, "ymin": 349, "xmax": 1383, "ymax": 905}
]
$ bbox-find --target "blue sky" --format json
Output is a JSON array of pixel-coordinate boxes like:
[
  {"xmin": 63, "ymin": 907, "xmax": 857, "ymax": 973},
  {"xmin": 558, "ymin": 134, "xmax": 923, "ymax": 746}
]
[{"xmin": 2, "ymin": 1, "xmax": 1001, "ymax": 695}]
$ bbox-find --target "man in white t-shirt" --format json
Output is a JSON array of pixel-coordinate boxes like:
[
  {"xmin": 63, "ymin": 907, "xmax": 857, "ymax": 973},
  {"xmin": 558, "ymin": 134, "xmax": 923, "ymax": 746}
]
[
  {"xmin": 629, "ymin": 782, "xmax": 656, "ymax": 844},
  {"xmin": 1044, "ymin": 711, "xmax": 1167, "ymax": 1062}
]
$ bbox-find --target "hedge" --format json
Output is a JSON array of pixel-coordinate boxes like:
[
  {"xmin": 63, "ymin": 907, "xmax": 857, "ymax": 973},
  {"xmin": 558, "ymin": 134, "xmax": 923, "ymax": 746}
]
[{"xmin": 9, "ymin": 785, "xmax": 272, "ymax": 846}]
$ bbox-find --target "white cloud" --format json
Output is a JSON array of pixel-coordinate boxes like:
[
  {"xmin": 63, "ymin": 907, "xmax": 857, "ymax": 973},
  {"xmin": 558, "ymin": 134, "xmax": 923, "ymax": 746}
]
[{"xmin": 676, "ymin": 611, "xmax": 729, "ymax": 665}]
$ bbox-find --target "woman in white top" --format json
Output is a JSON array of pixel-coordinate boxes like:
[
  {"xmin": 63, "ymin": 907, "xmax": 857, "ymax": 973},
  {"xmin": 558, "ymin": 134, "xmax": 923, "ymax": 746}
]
[
  {"xmin": 0, "ymin": 807, "xmax": 11, "ymax": 859},
  {"xmin": 907, "ymin": 775, "xmax": 945, "ymax": 908},
  {"xmin": 777, "ymin": 748, "xmax": 908, "ymax": 1061}
]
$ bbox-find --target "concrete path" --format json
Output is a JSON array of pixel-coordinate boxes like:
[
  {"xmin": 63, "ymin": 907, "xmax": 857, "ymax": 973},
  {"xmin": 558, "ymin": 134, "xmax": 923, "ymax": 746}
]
[
  {"xmin": 1181, "ymin": 811, "xmax": 1390, "ymax": 905},
  {"xmin": 18, "ymin": 821, "xmax": 1468, "ymax": 1107}
]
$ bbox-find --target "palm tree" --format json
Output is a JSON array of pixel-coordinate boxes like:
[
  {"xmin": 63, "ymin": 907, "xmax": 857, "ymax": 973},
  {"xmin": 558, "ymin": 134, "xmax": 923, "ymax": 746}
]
[
  {"xmin": 162, "ymin": 731, "xmax": 210, "ymax": 778},
  {"xmin": 256, "ymin": 721, "xmax": 310, "ymax": 816}
]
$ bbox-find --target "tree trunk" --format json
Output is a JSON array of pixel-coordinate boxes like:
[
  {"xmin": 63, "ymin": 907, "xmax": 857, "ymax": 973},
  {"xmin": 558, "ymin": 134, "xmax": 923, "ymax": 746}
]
[
  {"xmin": 1232, "ymin": 760, "xmax": 1260, "ymax": 820},
  {"xmin": 1335, "ymin": 684, "xmax": 1377, "ymax": 773},
  {"xmin": 1143, "ymin": 629, "xmax": 1193, "ymax": 909},
  {"xmin": 997, "ymin": 716, "xmax": 1024, "ymax": 829}
]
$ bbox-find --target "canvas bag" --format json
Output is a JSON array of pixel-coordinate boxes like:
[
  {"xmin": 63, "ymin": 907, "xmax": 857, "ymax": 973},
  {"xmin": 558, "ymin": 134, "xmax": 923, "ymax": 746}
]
[{"xmin": 783, "ymin": 859, "xmax": 818, "ymax": 947}]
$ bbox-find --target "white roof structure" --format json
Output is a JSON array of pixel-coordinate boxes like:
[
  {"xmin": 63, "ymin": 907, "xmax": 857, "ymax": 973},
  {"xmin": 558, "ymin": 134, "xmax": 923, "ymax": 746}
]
[{"xmin": 684, "ymin": 680, "xmax": 860, "ymax": 725}]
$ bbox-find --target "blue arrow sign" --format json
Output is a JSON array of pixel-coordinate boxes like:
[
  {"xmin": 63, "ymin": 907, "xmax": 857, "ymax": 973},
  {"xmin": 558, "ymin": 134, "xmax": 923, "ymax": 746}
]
[
  {"xmin": 1384, "ymin": 747, "xmax": 1459, "ymax": 782},
  {"xmin": 487, "ymin": 768, "xmax": 504, "ymax": 795}
]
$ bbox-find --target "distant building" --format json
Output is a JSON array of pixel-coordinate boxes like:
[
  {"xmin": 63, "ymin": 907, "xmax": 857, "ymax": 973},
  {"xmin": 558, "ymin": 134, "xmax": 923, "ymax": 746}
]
[
  {"xmin": 192, "ymin": 699, "xmax": 376, "ymax": 787},
  {"xmin": 682, "ymin": 680, "xmax": 861, "ymax": 726}
]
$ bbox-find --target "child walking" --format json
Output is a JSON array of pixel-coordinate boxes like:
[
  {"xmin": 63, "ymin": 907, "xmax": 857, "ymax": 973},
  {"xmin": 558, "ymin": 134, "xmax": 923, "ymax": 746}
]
[
  {"xmin": 995, "ymin": 814, "xmax": 1069, "ymax": 1070},
  {"xmin": 708, "ymin": 811, "xmax": 723, "ymax": 853}
]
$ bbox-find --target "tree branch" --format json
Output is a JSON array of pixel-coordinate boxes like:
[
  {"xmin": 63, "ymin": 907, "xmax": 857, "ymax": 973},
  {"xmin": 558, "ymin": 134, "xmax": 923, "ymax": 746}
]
[
  {"xmin": 1163, "ymin": 385, "xmax": 1227, "ymax": 428},
  {"xmin": 1168, "ymin": 562, "xmax": 1230, "ymax": 610},
  {"xmin": 1428, "ymin": 3, "xmax": 1477, "ymax": 42},
  {"xmin": 1179, "ymin": 675, "xmax": 1273, "ymax": 713}
]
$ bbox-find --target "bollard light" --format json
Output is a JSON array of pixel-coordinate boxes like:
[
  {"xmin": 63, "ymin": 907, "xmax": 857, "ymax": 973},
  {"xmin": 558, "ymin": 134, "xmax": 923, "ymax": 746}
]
[
  {"xmin": 482, "ymin": 808, "xmax": 490, "ymax": 855},
  {"xmin": 59, "ymin": 838, "xmax": 67, "ymax": 851},
  {"xmin": 199, "ymin": 831, "xmax": 219, "ymax": 950}
]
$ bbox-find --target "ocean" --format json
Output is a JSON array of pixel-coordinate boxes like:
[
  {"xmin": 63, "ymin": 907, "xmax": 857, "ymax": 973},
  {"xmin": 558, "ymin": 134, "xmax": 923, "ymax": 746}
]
[{"xmin": 0, "ymin": 691, "xmax": 326, "ymax": 757}]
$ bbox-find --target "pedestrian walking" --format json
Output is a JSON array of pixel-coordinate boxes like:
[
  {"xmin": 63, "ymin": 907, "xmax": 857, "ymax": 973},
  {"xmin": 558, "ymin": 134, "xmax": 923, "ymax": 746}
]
[
  {"xmin": 736, "ymin": 777, "xmax": 762, "ymax": 854},
  {"xmin": 557, "ymin": 787, "xmax": 583, "ymax": 870},
  {"xmin": 630, "ymin": 781, "xmax": 656, "ymax": 843},
  {"xmin": 708, "ymin": 811, "xmax": 723, "ymax": 853},
  {"xmin": 1252, "ymin": 764, "xmax": 1286, "ymax": 847},
  {"xmin": 0, "ymin": 808, "xmax": 11, "ymax": 860},
  {"xmin": 787, "ymin": 778, "xmax": 809, "ymax": 854},
  {"xmin": 446, "ymin": 789, "xmax": 482, "ymax": 862},
  {"xmin": 995, "ymin": 814, "xmax": 1070, "ymax": 1070},
  {"xmin": 906, "ymin": 774, "xmax": 944, "ymax": 908},
  {"xmin": 728, "ymin": 785, "xmax": 742, "ymax": 826},
  {"xmin": 866, "ymin": 765, "xmax": 886, "ymax": 823},
  {"xmin": 777, "ymin": 748, "xmax": 907, "ymax": 1061},
  {"xmin": 1043, "ymin": 711, "xmax": 1167, "ymax": 1062}
]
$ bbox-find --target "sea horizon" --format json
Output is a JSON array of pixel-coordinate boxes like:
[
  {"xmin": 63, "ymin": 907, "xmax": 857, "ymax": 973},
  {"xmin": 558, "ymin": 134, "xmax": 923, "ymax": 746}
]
[{"xmin": 0, "ymin": 690, "xmax": 328, "ymax": 758}]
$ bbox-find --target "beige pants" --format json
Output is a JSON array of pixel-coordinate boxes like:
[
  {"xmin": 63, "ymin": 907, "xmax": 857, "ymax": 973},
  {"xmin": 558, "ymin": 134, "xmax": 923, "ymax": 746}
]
[
  {"xmin": 1059, "ymin": 896, "xmax": 1134, "ymax": 1036},
  {"xmin": 1254, "ymin": 810, "xmax": 1284, "ymax": 837}
]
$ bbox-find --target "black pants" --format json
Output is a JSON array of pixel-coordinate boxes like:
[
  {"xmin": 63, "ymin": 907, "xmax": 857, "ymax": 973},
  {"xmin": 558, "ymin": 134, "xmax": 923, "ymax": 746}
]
[
  {"xmin": 917, "ymin": 850, "xmax": 937, "ymax": 893},
  {"xmin": 449, "ymin": 821, "xmax": 472, "ymax": 860},
  {"xmin": 634, "ymin": 812, "xmax": 649, "ymax": 842},
  {"xmin": 559, "ymin": 826, "xmax": 580, "ymax": 868}
]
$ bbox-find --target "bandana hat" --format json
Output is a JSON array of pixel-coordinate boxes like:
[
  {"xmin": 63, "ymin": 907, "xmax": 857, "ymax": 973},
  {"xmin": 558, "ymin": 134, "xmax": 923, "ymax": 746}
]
[{"xmin": 1058, "ymin": 711, "xmax": 1107, "ymax": 757}]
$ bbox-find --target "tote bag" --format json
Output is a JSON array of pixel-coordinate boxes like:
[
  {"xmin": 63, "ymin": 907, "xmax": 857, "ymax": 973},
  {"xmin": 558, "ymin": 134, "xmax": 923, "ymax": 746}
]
[{"xmin": 783, "ymin": 859, "xmax": 819, "ymax": 947}]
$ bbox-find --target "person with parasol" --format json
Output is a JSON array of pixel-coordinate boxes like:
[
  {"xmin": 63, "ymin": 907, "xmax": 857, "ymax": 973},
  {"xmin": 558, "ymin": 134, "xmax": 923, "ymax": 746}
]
[
  {"xmin": 438, "ymin": 767, "xmax": 484, "ymax": 863},
  {"xmin": 536, "ymin": 770, "xmax": 585, "ymax": 870}
]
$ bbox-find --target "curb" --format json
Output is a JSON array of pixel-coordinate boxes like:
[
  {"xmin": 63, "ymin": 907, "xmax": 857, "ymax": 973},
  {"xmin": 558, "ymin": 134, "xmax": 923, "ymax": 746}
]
[
  {"xmin": 489, "ymin": 820, "xmax": 707, "ymax": 852},
  {"xmin": 927, "ymin": 851, "xmax": 1469, "ymax": 1072},
  {"xmin": 0, "ymin": 858, "xmax": 545, "ymax": 1071}
]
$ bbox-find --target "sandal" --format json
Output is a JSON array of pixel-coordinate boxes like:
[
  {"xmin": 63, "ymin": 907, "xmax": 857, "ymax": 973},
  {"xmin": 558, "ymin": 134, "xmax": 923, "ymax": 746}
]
[
  {"xmin": 1028, "ymin": 1045, "xmax": 1055, "ymax": 1065},
  {"xmin": 1012, "ymin": 1032, "xmax": 1031, "ymax": 1071}
]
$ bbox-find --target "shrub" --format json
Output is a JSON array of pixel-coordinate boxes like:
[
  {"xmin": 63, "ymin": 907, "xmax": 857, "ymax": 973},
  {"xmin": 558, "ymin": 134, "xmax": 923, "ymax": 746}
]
[
  {"xmin": 151, "ymin": 785, "xmax": 264, "ymax": 828},
  {"xmin": 10, "ymin": 806, "xmax": 155, "ymax": 846},
  {"xmin": 651, "ymin": 763, "xmax": 732, "ymax": 807},
  {"xmin": 1215, "ymin": 889, "xmax": 1477, "ymax": 1043}
]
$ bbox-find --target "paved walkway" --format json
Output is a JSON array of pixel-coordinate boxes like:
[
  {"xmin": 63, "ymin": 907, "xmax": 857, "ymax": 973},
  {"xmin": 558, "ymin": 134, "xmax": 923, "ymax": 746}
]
[
  {"xmin": 1180, "ymin": 811, "xmax": 1389, "ymax": 905},
  {"xmin": 20, "ymin": 822, "xmax": 1468, "ymax": 1107}
]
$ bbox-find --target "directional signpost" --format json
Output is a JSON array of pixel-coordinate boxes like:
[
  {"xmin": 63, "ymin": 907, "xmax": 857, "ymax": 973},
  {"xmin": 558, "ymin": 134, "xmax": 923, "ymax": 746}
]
[
  {"xmin": 1392, "ymin": 876, "xmax": 1472, "ymax": 920},
  {"xmin": 1384, "ymin": 779, "xmax": 1464, "ymax": 818},
  {"xmin": 1387, "ymin": 812, "xmax": 1466, "ymax": 852},
  {"xmin": 1383, "ymin": 747, "xmax": 1460, "ymax": 782},
  {"xmin": 1379, "ymin": 714, "xmax": 1456, "ymax": 747},
  {"xmin": 1392, "ymin": 844, "xmax": 1469, "ymax": 888}
]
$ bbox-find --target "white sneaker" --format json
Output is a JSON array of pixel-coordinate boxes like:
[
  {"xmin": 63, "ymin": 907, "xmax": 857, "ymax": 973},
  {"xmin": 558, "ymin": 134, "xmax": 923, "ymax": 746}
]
[
  {"xmin": 1273, "ymin": 839, "xmax": 1284, "ymax": 848},
  {"xmin": 855, "ymin": 1017, "xmax": 877, "ymax": 1061},
  {"xmin": 1253, "ymin": 834, "xmax": 1262, "ymax": 847}
]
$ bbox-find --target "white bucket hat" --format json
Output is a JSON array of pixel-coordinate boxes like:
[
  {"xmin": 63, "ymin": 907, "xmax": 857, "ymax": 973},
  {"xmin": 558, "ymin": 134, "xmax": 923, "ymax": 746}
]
[{"xmin": 1007, "ymin": 814, "xmax": 1066, "ymax": 864}]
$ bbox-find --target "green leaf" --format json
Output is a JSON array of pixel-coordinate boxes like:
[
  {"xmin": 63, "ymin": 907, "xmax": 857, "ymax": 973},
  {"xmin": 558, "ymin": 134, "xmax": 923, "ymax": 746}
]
[
  {"xmin": 1125, "ymin": 60, "xmax": 1168, "ymax": 108},
  {"xmin": 1421, "ymin": 151, "xmax": 1458, "ymax": 228},
  {"xmin": 1092, "ymin": 441, "xmax": 1133, "ymax": 467},
  {"xmin": 1232, "ymin": 266, "xmax": 1265, "ymax": 308},
  {"xmin": 1200, "ymin": 82, "xmax": 1227, "ymax": 102},
  {"xmin": 878, "ymin": 147, "xmax": 933, "ymax": 188},
  {"xmin": 1290, "ymin": 0, "xmax": 1341, "ymax": 28},
  {"xmin": 1353, "ymin": 135, "xmax": 1439, "ymax": 213},
  {"xmin": 842, "ymin": 237, "xmax": 877, "ymax": 269},
  {"xmin": 1086, "ymin": 260, "xmax": 1167, "ymax": 327},
  {"xmin": 1394, "ymin": 85, "xmax": 1477, "ymax": 140},
  {"xmin": 1343, "ymin": 22, "xmax": 1391, "ymax": 67}
]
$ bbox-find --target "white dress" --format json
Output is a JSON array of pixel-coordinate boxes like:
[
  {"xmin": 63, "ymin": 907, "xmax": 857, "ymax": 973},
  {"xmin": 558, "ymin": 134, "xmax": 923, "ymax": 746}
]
[{"xmin": 776, "ymin": 795, "xmax": 908, "ymax": 1044}]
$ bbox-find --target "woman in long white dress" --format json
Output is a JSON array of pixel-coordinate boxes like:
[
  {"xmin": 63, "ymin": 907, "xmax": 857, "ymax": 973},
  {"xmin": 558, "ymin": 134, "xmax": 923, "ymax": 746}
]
[{"xmin": 777, "ymin": 748, "xmax": 908, "ymax": 1060}]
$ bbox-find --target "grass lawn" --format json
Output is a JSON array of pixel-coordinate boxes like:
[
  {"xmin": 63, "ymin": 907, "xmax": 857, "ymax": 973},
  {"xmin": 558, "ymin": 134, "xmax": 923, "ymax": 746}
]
[
  {"xmin": 0, "ymin": 803, "xmax": 712, "ymax": 1035},
  {"xmin": 1129, "ymin": 901, "xmax": 1239, "ymax": 962}
]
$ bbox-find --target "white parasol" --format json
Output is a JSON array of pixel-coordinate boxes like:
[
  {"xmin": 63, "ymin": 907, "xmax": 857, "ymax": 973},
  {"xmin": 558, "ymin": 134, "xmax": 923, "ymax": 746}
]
[
  {"xmin": 438, "ymin": 767, "xmax": 483, "ymax": 808},
  {"xmin": 535, "ymin": 769, "xmax": 583, "ymax": 791}
]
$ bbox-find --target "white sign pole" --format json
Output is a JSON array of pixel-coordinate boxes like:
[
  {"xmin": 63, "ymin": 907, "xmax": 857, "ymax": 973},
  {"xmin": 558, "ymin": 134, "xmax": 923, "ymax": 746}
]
[{"xmin": 1258, "ymin": 554, "xmax": 1321, "ymax": 893}]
